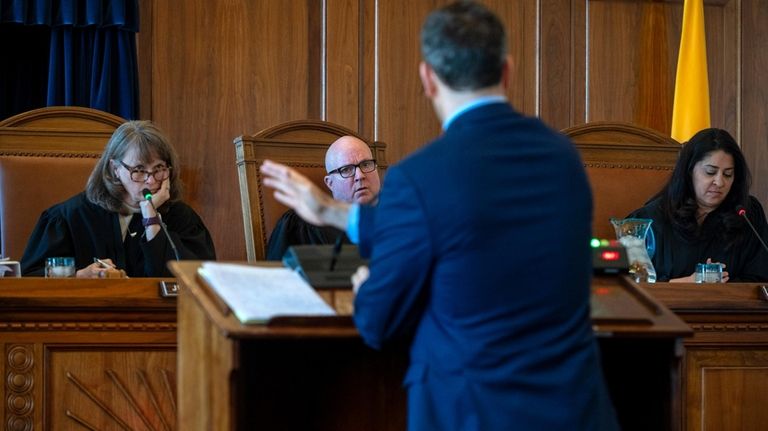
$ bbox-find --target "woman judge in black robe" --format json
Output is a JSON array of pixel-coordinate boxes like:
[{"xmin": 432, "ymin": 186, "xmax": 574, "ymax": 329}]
[
  {"xmin": 629, "ymin": 128, "xmax": 768, "ymax": 282},
  {"xmin": 21, "ymin": 121, "xmax": 216, "ymax": 277}
]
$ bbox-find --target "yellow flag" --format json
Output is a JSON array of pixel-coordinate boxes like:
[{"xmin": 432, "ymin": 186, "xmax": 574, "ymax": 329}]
[{"xmin": 671, "ymin": 0, "xmax": 710, "ymax": 143}]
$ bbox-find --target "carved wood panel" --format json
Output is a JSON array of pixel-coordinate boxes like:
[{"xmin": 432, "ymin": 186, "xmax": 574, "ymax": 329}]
[
  {"xmin": 46, "ymin": 347, "xmax": 176, "ymax": 430},
  {"xmin": 5, "ymin": 344, "xmax": 35, "ymax": 431},
  {"xmin": 684, "ymin": 348, "xmax": 768, "ymax": 431}
]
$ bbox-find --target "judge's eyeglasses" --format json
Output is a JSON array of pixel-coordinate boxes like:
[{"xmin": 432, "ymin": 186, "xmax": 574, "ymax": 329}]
[
  {"xmin": 327, "ymin": 159, "xmax": 377, "ymax": 179},
  {"xmin": 118, "ymin": 160, "xmax": 171, "ymax": 183}
]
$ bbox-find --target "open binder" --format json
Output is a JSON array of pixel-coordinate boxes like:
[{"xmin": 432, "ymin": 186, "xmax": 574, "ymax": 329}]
[
  {"xmin": 197, "ymin": 262, "xmax": 336, "ymax": 324},
  {"xmin": 282, "ymin": 244, "xmax": 368, "ymax": 289}
]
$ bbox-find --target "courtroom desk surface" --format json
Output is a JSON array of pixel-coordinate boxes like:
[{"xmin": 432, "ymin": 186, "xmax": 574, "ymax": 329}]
[
  {"xmin": 0, "ymin": 277, "xmax": 177, "ymax": 322},
  {"xmin": 641, "ymin": 281, "xmax": 768, "ymax": 312}
]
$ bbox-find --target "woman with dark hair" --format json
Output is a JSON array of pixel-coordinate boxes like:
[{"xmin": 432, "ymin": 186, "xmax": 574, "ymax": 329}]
[
  {"xmin": 629, "ymin": 128, "xmax": 768, "ymax": 282},
  {"xmin": 21, "ymin": 121, "xmax": 215, "ymax": 277}
]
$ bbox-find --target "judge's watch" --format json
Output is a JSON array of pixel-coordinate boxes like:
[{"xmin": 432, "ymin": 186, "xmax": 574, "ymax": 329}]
[{"xmin": 142, "ymin": 216, "xmax": 161, "ymax": 227}]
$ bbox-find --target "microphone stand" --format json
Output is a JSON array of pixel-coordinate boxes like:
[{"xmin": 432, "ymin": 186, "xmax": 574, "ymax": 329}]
[
  {"xmin": 329, "ymin": 235, "xmax": 343, "ymax": 271},
  {"xmin": 143, "ymin": 189, "xmax": 181, "ymax": 261},
  {"xmin": 737, "ymin": 206, "xmax": 768, "ymax": 254}
]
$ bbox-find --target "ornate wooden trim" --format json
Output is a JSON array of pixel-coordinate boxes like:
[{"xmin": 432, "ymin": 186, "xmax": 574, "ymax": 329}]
[
  {"xmin": 562, "ymin": 121, "xmax": 680, "ymax": 144},
  {"xmin": 563, "ymin": 121, "xmax": 681, "ymax": 167},
  {"xmin": 250, "ymin": 119, "xmax": 360, "ymax": 140},
  {"xmin": 5, "ymin": 344, "xmax": 34, "ymax": 431},
  {"xmin": 0, "ymin": 106, "xmax": 125, "ymax": 128},
  {"xmin": 689, "ymin": 323, "xmax": 768, "ymax": 332},
  {"xmin": 66, "ymin": 368, "xmax": 176, "ymax": 430},
  {"xmin": 583, "ymin": 162, "xmax": 674, "ymax": 170},
  {"xmin": 0, "ymin": 151, "xmax": 102, "ymax": 158},
  {"xmin": 0, "ymin": 322, "xmax": 176, "ymax": 332}
]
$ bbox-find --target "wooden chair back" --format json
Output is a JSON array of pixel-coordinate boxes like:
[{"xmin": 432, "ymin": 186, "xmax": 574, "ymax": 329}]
[
  {"xmin": 0, "ymin": 106, "xmax": 124, "ymax": 260},
  {"xmin": 563, "ymin": 122, "xmax": 681, "ymax": 240}
]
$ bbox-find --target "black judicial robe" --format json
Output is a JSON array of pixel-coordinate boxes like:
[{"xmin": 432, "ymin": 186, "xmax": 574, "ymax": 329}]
[
  {"xmin": 629, "ymin": 196, "xmax": 768, "ymax": 282},
  {"xmin": 20, "ymin": 192, "xmax": 216, "ymax": 277},
  {"xmin": 265, "ymin": 209, "xmax": 349, "ymax": 261}
]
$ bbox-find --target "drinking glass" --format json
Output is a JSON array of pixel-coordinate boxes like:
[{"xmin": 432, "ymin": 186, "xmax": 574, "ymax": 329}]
[
  {"xmin": 695, "ymin": 263, "xmax": 723, "ymax": 283},
  {"xmin": 45, "ymin": 257, "xmax": 76, "ymax": 278}
]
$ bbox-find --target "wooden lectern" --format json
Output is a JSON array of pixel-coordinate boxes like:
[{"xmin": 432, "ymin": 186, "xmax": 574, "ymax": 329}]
[
  {"xmin": 591, "ymin": 276, "xmax": 692, "ymax": 431},
  {"xmin": 172, "ymin": 262, "xmax": 690, "ymax": 431},
  {"xmin": 172, "ymin": 261, "xmax": 406, "ymax": 430}
]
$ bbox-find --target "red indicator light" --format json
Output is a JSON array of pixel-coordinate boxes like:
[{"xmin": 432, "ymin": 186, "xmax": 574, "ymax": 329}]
[
  {"xmin": 594, "ymin": 287, "xmax": 611, "ymax": 295},
  {"xmin": 601, "ymin": 251, "xmax": 620, "ymax": 261}
]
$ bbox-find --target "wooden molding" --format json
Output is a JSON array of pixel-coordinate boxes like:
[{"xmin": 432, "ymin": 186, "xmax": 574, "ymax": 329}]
[
  {"xmin": 0, "ymin": 322, "xmax": 177, "ymax": 332},
  {"xmin": 583, "ymin": 162, "xmax": 674, "ymax": 170},
  {"xmin": 689, "ymin": 323, "xmax": 768, "ymax": 333},
  {"xmin": 5, "ymin": 344, "xmax": 35, "ymax": 431},
  {"xmin": 0, "ymin": 106, "xmax": 124, "ymax": 128},
  {"xmin": 64, "ymin": 368, "xmax": 176, "ymax": 431}
]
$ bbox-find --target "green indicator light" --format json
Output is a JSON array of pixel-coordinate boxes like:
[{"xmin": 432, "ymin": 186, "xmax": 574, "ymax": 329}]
[
  {"xmin": 590, "ymin": 238, "xmax": 601, "ymax": 248},
  {"xmin": 600, "ymin": 239, "xmax": 610, "ymax": 247}
]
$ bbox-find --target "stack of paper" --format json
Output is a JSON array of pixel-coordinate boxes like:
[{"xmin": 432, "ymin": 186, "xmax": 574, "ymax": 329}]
[
  {"xmin": 0, "ymin": 258, "xmax": 20, "ymax": 277},
  {"xmin": 197, "ymin": 262, "xmax": 336, "ymax": 324}
]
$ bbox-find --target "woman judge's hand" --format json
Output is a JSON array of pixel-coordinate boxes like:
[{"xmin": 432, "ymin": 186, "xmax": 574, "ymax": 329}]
[
  {"xmin": 711, "ymin": 259, "xmax": 729, "ymax": 282},
  {"xmin": 702, "ymin": 258, "xmax": 730, "ymax": 283},
  {"xmin": 670, "ymin": 258, "xmax": 729, "ymax": 283},
  {"xmin": 76, "ymin": 259, "xmax": 127, "ymax": 278},
  {"xmin": 142, "ymin": 178, "xmax": 171, "ymax": 213}
]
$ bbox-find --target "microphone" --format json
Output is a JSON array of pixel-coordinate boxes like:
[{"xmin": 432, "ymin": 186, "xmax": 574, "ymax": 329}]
[
  {"xmin": 142, "ymin": 188, "xmax": 181, "ymax": 261},
  {"xmin": 736, "ymin": 205, "xmax": 768, "ymax": 254},
  {"xmin": 328, "ymin": 235, "xmax": 343, "ymax": 271}
]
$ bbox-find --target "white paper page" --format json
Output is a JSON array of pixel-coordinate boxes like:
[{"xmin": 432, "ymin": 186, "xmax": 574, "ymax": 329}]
[{"xmin": 198, "ymin": 262, "xmax": 336, "ymax": 324}]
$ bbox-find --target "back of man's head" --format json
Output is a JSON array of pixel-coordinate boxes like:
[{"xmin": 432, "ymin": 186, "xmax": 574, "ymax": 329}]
[{"xmin": 420, "ymin": 1, "xmax": 507, "ymax": 91}]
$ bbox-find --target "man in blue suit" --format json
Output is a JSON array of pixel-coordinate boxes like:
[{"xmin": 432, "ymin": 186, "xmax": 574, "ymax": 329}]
[{"xmin": 261, "ymin": 1, "xmax": 618, "ymax": 429}]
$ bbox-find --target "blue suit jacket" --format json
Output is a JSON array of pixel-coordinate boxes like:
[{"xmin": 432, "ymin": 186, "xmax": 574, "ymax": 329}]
[{"xmin": 354, "ymin": 103, "xmax": 618, "ymax": 430}]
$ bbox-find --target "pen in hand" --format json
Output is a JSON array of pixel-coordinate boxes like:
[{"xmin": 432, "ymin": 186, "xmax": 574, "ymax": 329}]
[
  {"xmin": 329, "ymin": 235, "xmax": 343, "ymax": 271},
  {"xmin": 93, "ymin": 257, "xmax": 116, "ymax": 269}
]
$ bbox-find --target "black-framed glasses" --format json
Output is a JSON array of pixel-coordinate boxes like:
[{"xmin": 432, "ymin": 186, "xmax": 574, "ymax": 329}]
[
  {"xmin": 328, "ymin": 159, "xmax": 377, "ymax": 178},
  {"xmin": 118, "ymin": 160, "xmax": 171, "ymax": 183}
]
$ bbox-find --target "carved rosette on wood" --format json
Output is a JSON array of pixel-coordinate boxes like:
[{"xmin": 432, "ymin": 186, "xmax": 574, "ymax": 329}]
[{"xmin": 5, "ymin": 344, "xmax": 34, "ymax": 431}]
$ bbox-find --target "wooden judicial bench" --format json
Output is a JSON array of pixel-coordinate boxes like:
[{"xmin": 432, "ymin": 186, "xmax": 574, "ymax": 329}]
[
  {"xmin": 4, "ymin": 270, "xmax": 766, "ymax": 431},
  {"xmin": 647, "ymin": 282, "xmax": 768, "ymax": 431},
  {"xmin": 0, "ymin": 277, "xmax": 177, "ymax": 431}
]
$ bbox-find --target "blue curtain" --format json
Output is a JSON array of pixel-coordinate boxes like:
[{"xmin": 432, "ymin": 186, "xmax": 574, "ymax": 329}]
[{"xmin": 0, "ymin": 0, "xmax": 139, "ymax": 120}]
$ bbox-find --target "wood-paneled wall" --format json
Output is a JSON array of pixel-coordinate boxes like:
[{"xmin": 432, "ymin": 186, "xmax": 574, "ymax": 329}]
[{"xmin": 138, "ymin": 0, "xmax": 768, "ymax": 261}]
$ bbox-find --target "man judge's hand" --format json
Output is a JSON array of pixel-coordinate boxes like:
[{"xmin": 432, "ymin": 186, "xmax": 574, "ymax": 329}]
[{"xmin": 260, "ymin": 160, "xmax": 351, "ymax": 230}]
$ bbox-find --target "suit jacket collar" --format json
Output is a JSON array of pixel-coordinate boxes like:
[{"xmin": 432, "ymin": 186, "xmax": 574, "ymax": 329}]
[{"xmin": 444, "ymin": 102, "xmax": 519, "ymax": 134}]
